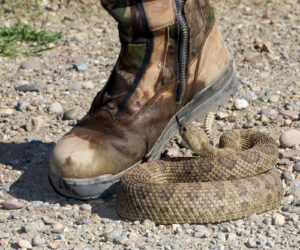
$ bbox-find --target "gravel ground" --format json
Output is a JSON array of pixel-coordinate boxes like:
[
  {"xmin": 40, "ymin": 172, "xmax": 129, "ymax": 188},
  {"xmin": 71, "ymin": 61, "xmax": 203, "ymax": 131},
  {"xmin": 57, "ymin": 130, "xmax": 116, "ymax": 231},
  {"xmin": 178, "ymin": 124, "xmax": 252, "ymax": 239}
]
[{"xmin": 0, "ymin": 0, "xmax": 299, "ymax": 249}]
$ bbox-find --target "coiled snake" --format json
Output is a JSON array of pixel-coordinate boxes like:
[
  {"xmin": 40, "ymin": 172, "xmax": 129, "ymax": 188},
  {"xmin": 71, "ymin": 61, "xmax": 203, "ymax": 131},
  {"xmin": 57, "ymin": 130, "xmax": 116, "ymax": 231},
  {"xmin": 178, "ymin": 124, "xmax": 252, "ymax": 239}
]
[{"xmin": 116, "ymin": 121, "xmax": 283, "ymax": 224}]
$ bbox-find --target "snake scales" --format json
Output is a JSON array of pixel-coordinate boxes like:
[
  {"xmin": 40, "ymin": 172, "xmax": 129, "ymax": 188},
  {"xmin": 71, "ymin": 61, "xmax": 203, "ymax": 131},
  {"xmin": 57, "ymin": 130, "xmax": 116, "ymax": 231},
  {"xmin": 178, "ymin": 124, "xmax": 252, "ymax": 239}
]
[{"xmin": 116, "ymin": 123, "xmax": 283, "ymax": 224}]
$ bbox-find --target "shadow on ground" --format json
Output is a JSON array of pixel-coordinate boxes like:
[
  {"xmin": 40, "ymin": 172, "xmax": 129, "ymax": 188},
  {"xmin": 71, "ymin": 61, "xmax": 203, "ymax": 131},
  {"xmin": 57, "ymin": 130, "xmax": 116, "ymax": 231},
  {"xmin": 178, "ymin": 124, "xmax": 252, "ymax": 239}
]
[{"xmin": 0, "ymin": 140, "xmax": 119, "ymax": 220}]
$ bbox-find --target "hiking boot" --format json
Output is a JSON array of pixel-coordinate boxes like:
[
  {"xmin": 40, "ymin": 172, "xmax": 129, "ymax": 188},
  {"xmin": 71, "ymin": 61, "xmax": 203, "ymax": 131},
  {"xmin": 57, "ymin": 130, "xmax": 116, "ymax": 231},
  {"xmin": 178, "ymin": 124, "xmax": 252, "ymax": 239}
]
[{"xmin": 49, "ymin": 0, "xmax": 238, "ymax": 199}]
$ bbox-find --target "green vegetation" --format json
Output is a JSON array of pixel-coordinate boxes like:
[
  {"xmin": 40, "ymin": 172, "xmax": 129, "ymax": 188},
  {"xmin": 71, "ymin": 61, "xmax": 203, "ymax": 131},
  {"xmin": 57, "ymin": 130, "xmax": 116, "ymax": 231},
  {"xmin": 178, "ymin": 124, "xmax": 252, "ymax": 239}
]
[
  {"xmin": 0, "ymin": 22, "xmax": 62, "ymax": 57},
  {"xmin": 0, "ymin": 0, "xmax": 64, "ymax": 57},
  {"xmin": 1, "ymin": 0, "xmax": 43, "ymax": 22}
]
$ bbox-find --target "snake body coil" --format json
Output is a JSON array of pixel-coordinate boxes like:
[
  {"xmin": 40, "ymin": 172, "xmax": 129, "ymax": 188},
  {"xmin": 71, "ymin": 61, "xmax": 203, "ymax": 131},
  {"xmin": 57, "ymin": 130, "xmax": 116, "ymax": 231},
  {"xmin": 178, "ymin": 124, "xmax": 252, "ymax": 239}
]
[{"xmin": 116, "ymin": 125, "xmax": 283, "ymax": 224}]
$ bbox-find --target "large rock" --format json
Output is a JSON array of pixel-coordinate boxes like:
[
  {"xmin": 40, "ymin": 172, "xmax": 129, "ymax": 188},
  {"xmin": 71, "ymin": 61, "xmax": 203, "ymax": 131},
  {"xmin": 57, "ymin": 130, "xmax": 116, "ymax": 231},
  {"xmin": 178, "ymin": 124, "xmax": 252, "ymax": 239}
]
[
  {"xmin": 48, "ymin": 102, "xmax": 63, "ymax": 114},
  {"xmin": 25, "ymin": 117, "xmax": 44, "ymax": 132},
  {"xmin": 0, "ymin": 108, "xmax": 14, "ymax": 115},
  {"xmin": 3, "ymin": 199, "xmax": 24, "ymax": 210},
  {"xmin": 280, "ymin": 129, "xmax": 300, "ymax": 148}
]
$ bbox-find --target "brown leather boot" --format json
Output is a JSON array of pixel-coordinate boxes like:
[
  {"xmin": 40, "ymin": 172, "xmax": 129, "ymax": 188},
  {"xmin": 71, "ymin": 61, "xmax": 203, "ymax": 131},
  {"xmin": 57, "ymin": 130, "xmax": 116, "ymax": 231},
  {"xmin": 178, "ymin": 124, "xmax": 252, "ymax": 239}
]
[{"xmin": 49, "ymin": 0, "xmax": 238, "ymax": 199}]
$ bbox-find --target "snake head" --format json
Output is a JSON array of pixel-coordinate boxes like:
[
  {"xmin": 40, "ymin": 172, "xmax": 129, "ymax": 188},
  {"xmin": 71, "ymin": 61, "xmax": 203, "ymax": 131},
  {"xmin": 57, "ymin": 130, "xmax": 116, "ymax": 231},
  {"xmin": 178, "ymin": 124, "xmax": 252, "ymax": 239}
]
[{"xmin": 179, "ymin": 123, "xmax": 210, "ymax": 154}]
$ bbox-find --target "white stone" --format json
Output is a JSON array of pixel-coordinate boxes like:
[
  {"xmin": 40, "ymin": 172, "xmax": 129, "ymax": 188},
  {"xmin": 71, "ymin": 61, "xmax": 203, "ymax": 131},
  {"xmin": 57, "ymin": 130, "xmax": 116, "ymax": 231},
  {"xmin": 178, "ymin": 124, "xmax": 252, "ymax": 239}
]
[
  {"xmin": 272, "ymin": 213, "xmax": 285, "ymax": 225},
  {"xmin": 234, "ymin": 99, "xmax": 249, "ymax": 110}
]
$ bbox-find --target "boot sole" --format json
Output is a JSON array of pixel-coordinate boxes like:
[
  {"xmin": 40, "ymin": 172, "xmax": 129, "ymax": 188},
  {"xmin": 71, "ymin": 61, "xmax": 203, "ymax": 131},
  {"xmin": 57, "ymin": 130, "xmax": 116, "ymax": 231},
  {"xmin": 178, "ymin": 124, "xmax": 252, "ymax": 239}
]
[{"xmin": 49, "ymin": 59, "xmax": 238, "ymax": 199}]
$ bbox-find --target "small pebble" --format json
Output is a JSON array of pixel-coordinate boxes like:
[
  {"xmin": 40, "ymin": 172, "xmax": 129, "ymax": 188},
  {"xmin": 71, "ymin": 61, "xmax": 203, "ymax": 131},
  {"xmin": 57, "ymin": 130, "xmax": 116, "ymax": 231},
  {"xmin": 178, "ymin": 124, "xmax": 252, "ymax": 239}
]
[
  {"xmin": 142, "ymin": 219, "xmax": 156, "ymax": 228},
  {"xmin": 234, "ymin": 99, "xmax": 249, "ymax": 109},
  {"xmin": 193, "ymin": 225, "xmax": 212, "ymax": 238},
  {"xmin": 48, "ymin": 102, "xmax": 63, "ymax": 114},
  {"xmin": 262, "ymin": 217, "xmax": 272, "ymax": 226},
  {"xmin": 226, "ymin": 233, "xmax": 236, "ymax": 241},
  {"xmin": 22, "ymin": 222, "xmax": 45, "ymax": 233},
  {"xmin": 104, "ymin": 229, "xmax": 124, "ymax": 242},
  {"xmin": 279, "ymin": 151, "xmax": 294, "ymax": 160},
  {"xmin": 16, "ymin": 101, "xmax": 30, "ymax": 111},
  {"xmin": 259, "ymin": 237, "xmax": 268, "ymax": 247},
  {"xmin": 217, "ymin": 232, "xmax": 226, "ymax": 242},
  {"xmin": 247, "ymin": 238, "xmax": 257, "ymax": 248},
  {"xmin": 260, "ymin": 114, "xmax": 269, "ymax": 125},
  {"xmin": 18, "ymin": 239, "xmax": 33, "ymax": 249},
  {"xmin": 286, "ymin": 186, "xmax": 300, "ymax": 199},
  {"xmin": 268, "ymin": 95, "xmax": 279, "ymax": 103},
  {"xmin": 273, "ymin": 213, "xmax": 285, "ymax": 225},
  {"xmin": 282, "ymin": 172, "xmax": 293, "ymax": 181},
  {"xmin": 231, "ymin": 240, "xmax": 239, "ymax": 247},
  {"xmin": 284, "ymin": 119, "xmax": 293, "ymax": 126},
  {"xmin": 280, "ymin": 109, "xmax": 299, "ymax": 119},
  {"xmin": 216, "ymin": 110, "xmax": 230, "ymax": 119},
  {"xmin": 32, "ymin": 235, "xmax": 46, "ymax": 246},
  {"xmin": 42, "ymin": 217, "xmax": 56, "ymax": 225},
  {"xmin": 278, "ymin": 158, "xmax": 291, "ymax": 165},
  {"xmin": 73, "ymin": 62, "xmax": 88, "ymax": 71},
  {"xmin": 1, "ymin": 183, "xmax": 11, "ymax": 192},
  {"xmin": 0, "ymin": 232, "xmax": 9, "ymax": 239},
  {"xmin": 90, "ymin": 214, "xmax": 101, "ymax": 223},
  {"xmin": 294, "ymin": 161, "xmax": 300, "ymax": 172},
  {"xmin": 243, "ymin": 119, "xmax": 254, "ymax": 128},
  {"xmin": 116, "ymin": 235, "xmax": 128, "ymax": 245},
  {"xmin": 52, "ymin": 223, "xmax": 64, "ymax": 231},
  {"xmin": 63, "ymin": 108, "xmax": 81, "ymax": 120},
  {"xmin": 170, "ymin": 243, "xmax": 180, "ymax": 249},
  {"xmin": 261, "ymin": 41, "xmax": 274, "ymax": 53},
  {"xmin": 15, "ymin": 82, "xmax": 41, "ymax": 92},
  {"xmin": 164, "ymin": 148, "xmax": 181, "ymax": 157}
]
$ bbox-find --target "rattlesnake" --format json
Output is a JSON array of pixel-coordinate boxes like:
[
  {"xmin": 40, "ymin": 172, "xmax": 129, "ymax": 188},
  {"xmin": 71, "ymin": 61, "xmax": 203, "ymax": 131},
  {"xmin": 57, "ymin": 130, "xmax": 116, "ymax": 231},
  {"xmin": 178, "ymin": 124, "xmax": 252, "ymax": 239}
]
[{"xmin": 116, "ymin": 117, "xmax": 283, "ymax": 224}]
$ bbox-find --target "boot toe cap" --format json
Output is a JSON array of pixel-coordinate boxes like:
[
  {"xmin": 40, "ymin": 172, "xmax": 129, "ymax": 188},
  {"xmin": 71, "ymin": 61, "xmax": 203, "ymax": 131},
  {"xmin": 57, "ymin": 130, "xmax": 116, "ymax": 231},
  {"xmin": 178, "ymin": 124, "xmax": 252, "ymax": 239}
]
[{"xmin": 50, "ymin": 132, "xmax": 113, "ymax": 179}]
